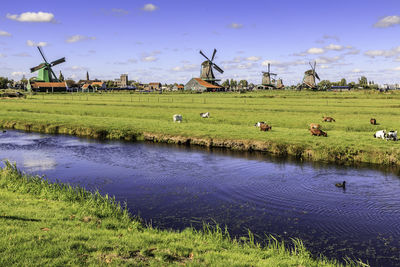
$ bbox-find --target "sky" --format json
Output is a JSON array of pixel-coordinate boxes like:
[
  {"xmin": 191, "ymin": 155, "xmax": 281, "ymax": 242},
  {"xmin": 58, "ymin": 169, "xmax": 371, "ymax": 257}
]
[{"xmin": 0, "ymin": 0, "xmax": 400, "ymax": 85}]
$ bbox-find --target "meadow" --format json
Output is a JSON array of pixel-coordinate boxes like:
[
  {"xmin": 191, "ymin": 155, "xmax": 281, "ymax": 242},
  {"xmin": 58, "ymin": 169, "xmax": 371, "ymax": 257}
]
[
  {"xmin": 0, "ymin": 162, "xmax": 364, "ymax": 266},
  {"xmin": 1, "ymin": 90, "xmax": 400, "ymax": 165}
]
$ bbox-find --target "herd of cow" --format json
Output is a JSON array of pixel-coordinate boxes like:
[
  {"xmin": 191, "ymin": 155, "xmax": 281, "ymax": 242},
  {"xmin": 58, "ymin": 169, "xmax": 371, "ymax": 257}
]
[{"xmin": 172, "ymin": 113, "xmax": 397, "ymax": 141}]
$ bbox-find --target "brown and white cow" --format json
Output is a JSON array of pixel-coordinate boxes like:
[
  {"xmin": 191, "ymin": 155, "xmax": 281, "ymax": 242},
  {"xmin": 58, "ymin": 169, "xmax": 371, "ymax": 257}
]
[
  {"xmin": 260, "ymin": 123, "xmax": 272, "ymax": 131},
  {"xmin": 322, "ymin": 116, "xmax": 335, "ymax": 122},
  {"xmin": 310, "ymin": 128, "xmax": 327, "ymax": 137},
  {"xmin": 309, "ymin": 123, "xmax": 321, "ymax": 130}
]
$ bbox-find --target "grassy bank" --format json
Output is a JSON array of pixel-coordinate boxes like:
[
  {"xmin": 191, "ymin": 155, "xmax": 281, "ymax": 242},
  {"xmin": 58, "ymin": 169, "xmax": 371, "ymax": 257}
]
[
  {"xmin": 1, "ymin": 91, "xmax": 400, "ymax": 166},
  {"xmin": 0, "ymin": 163, "xmax": 361, "ymax": 266}
]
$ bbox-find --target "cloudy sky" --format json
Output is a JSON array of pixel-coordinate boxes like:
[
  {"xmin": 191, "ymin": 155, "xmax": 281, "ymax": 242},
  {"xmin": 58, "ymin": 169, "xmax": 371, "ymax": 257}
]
[{"xmin": 0, "ymin": 0, "xmax": 400, "ymax": 85}]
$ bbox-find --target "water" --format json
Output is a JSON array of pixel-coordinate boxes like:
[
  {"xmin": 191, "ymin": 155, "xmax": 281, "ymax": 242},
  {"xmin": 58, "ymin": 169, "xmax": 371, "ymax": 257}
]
[{"xmin": 0, "ymin": 130, "xmax": 399, "ymax": 266}]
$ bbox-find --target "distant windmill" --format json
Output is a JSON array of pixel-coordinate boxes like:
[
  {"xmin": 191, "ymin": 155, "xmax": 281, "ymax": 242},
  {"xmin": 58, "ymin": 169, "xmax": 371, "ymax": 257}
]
[
  {"xmin": 30, "ymin": 46, "xmax": 66, "ymax": 83},
  {"xmin": 302, "ymin": 61, "xmax": 320, "ymax": 89},
  {"xmin": 262, "ymin": 63, "xmax": 277, "ymax": 88},
  {"xmin": 199, "ymin": 49, "xmax": 224, "ymax": 85}
]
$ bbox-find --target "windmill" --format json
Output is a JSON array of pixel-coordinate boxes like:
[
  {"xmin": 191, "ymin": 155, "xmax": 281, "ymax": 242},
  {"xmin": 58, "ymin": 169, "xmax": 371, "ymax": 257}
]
[
  {"xmin": 302, "ymin": 61, "xmax": 320, "ymax": 89},
  {"xmin": 199, "ymin": 49, "xmax": 224, "ymax": 85},
  {"xmin": 262, "ymin": 63, "xmax": 277, "ymax": 88},
  {"xmin": 30, "ymin": 46, "xmax": 66, "ymax": 83}
]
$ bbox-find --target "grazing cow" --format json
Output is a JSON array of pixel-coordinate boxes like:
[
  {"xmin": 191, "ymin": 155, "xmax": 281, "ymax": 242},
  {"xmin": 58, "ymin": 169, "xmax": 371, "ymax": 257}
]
[
  {"xmin": 200, "ymin": 112, "xmax": 210, "ymax": 118},
  {"xmin": 173, "ymin": 114, "xmax": 183, "ymax": 123},
  {"xmin": 260, "ymin": 123, "xmax": 272, "ymax": 131},
  {"xmin": 373, "ymin": 130, "xmax": 386, "ymax": 140},
  {"xmin": 322, "ymin": 116, "xmax": 335, "ymax": 122},
  {"xmin": 254, "ymin": 122, "xmax": 266, "ymax": 127},
  {"xmin": 370, "ymin": 118, "xmax": 377, "ymax": 125},
  {"xmin": 386, "ymin": 131, "xmax": 398, "ymax": 141},
  {"xmin": 309, "ymin": 123, "xmax": 321, "ymax": 129},
  {"xmin": 310, "ymin": 128, "xmax": 327, "ymax": 137}
]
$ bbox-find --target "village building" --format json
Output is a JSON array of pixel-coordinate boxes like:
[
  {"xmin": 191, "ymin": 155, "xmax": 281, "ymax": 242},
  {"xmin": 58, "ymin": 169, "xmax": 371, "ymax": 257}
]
[
  {"xmin": 82, "ymin": 81, "xmax": 106, "ymax": 91},
  {"xmin": 115, "ymin": 74, "xmax": 128, "ymax": 88},
  {"xmin": 149, "ymin": 82, "xmax": 162, "ymax": 91},
  {"xmin": 30, "ymin": 81, "xmax": 68, "ymax": 93},
  {"xmin": 172, "ymin": 84, "xmax": 184, "ymax": 91},
  {"xmin": 184, "ymin": 78, "xmax": 224, "ymax": 92}
]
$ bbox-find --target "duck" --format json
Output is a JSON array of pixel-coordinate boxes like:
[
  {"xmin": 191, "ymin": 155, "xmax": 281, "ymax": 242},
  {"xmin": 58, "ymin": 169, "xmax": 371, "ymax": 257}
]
[
  {"xmin": 2, "ymin": 130, "xmax": 5, "ymax": 133},
  {"xmin": 335, "ymin": 181, "xmax": 346, "ymax": 189}
]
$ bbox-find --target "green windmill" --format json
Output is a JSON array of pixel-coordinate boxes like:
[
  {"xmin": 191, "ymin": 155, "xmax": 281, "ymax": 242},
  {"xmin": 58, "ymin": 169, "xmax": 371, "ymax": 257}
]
[{"xmin": 30, "ymin": 46, "xmax": 66, "ymax": 82}]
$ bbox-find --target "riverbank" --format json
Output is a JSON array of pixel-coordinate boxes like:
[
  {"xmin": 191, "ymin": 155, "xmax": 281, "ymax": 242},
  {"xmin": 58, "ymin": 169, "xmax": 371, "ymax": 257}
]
[
  {"xmin": 1, "ymin": 91, "xmax": 400, "ymax": 167},
  {"xmin": 0, "ymin": 162, "xmax": 359, "ymax": 266}
]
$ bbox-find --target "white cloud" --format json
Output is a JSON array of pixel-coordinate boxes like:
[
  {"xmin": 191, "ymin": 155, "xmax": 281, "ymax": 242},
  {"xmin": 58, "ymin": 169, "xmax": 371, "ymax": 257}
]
[
  {"xmin": 395, "ymin": 56, "xmax": 400, "ymax": 62},
  {"xmin": 262, "ymin": 60, "xmax": 282, "ymax": 66},
  {"xmin": 352, "ymin": 68, "xmax": 362, "ymax": 73},
  {"xmin": 0, "ymin": 30, "xmax": 12, "ymax": 37},
  {"xmin": 229, "ymin": 23, "xmax": 243, "ymax": 29},
  {"xmin": 66, "ymin": 35, "xmax": 96, "ymax": 43},
  {"xmin": 364, "ymin": 46, "xmax": 400, "ymax": 58},
  {"xmin": 11, "ymin": 71, "xmax": 26, "ymax": 77},
  {"xmin": 307, "ymin": 47, "xmax": 325, "ymax": 54},
  {"xmin": 142, "ymin": 4, "xmax": 158, "ymax": 12},
  {"xmin": 392, "ymin": 66, "xmax": 400, "ymax": 71},
  {"xmin": 171, "ymin": 64, "xmax": 197, "ymax": 72},
  {"xmin": 111, "ymin": 8, "xmax": 129, "ymax": 16},
  {"xmin": 325, "ymin": 44, "xmax": 343, "ymax": 51},
  {"xmin": 6, "ymin": 12, "xmax": 56, "ymax": 23},
  {"xmin": 246, "ymin": 56, "xmax": 260, "ymax": 61},
  {"xmin": 323, "ymin": 35, "xmax": 340, "ymax": 42},
  {"xmin": 13, "ymin": 52, "xmax": 31, "ymax": 57},
  {"xmin": 0, "ymin": 53, "xmax": 6, "ymax": 58},
  {"xmin": 142, "ymin": 56, "xmax": 157, "ymax": 62},
  {"xmin": 374, "ymin": 15, "xmax": 400, "ymax": 28},
  {"xmin": 26, "ymin": 40, "xmax": 47, "ymax": 47},
  {"xmin": 315, "ymin": 56, "xmax": 341, "ymax": 64}
]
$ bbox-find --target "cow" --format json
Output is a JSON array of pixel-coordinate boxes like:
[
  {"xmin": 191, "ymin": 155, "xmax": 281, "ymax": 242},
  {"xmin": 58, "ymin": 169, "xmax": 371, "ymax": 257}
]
[
  {"xmin": 200, "ymin": 112, "xmax": 210, "ymax": 118},
  {"xmin": 310, "ymin": 128, "xmax": 327, "ymax": 137},
  {"xmin": 309, "ymin": 123, "xmax": 321, "ymax": 130},
  {"xmin": 260, "ymin": 123, "xmax": 272, "ymax": 131},
  {"xmin": 386, "ymin": 131, "xmax": 398, "ymax": 141},
  {"xmin": 254, "ymin": 122, "xmax": 266, "ymax": 127},
  {"xmin": 173, "ymin": 114, "xmax": 182, "ymax": 123},
  {"xmin": 322, "ymin": 116, "xmax": 335, "ymax": 122},
  {"xmin": 373, "ymin": 130, "xmax": 386, "ymax": 140},
  {"xmin": 370, "ymin": 118, "xmax": 377, "ymax": 125}
]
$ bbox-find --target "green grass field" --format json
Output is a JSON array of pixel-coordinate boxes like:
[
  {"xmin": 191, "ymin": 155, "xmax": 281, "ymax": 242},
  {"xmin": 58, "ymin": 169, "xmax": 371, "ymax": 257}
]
[
  {"xmin": 1, "ymin": 90, "xmax": 400, "ymax": 165},
  {"xmin": 0, "ymin": 163, "xmax": 362, "ymax": 266}
]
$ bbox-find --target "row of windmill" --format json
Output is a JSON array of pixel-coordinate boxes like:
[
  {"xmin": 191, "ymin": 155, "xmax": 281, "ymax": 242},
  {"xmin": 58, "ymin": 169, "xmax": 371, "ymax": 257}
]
[{"xmin": 27, "ymin": 46, "xmax": 321, "ymax": 91}]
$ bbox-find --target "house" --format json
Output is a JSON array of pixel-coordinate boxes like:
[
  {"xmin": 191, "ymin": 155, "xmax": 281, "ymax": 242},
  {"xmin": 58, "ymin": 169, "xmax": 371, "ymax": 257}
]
[
  {"xmin": 31, "ymin": 82, "xmax": 67, "ymax": 92},
  {"xmin": 149, "ymin": 82, "xmax": 162, "ymax": 91},
  {"xmin": 184, "ymin": 78, "xmax": 224, "ymax": 92},
  {"xmin": 172, "ymin": 84, "xmax": 184, "ymax": 91}
]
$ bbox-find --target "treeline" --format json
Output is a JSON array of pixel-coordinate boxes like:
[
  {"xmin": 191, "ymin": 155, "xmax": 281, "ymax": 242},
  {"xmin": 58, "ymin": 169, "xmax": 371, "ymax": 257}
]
[{"xmin": 318, "ymin": 76, "xmax": 378, "ymax": 90}]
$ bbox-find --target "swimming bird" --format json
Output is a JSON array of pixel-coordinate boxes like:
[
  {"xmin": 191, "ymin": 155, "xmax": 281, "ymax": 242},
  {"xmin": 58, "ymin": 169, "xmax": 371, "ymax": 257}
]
[
  {"xmin": 335, "ymin": 181, "xmax": 346, "ymax": 189},
  {"xmin": 2, "ymin": 130, "xmax": 5, "ymax": 133}
]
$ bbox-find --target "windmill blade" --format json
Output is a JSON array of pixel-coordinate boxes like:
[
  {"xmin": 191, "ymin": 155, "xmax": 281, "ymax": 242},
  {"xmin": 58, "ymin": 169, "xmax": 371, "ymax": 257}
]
[
  {"xmin": 212, "ymin": 63, "xmax": 224, "ymax": 74},
  {"xmin": 211, "ymin": 49, "xmax": 217, "ymax": 61},
  {"xmin": 270, "ymin": 73, "xmax": 277, "ymax": 76},
  {"xmin": 51, "ymin": 57, "xmax": 66, "ymax": 66},
  {"xmin": 30, "ymin": 63, "xmax": 46, "ymax": 73},
  {"xmin": 38, "ymin": 46, "xmax": 48, "ymax": 63},
  {"xmin": 315, "ymin": 72, "xmax": 320, "ymax": 80},
  {"xmin": 48, "ymin": 67, "xmax": 59, "ymax": 82},
  {"xmin": 309, "ymin": 62, "xmax": 314, "ymax": 70},
  {"xmin": 268, "ymin": 63, "xmax": 270, "ymax": 73},
  {"xmin": 199, "ymin": 50, "xmax": 211, "ymax": 62}
]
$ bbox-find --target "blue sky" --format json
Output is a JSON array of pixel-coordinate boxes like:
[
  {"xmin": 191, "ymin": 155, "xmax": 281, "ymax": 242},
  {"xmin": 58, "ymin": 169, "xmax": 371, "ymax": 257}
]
[{"xmin": 1, "ymin": 0, "xmax": 400, "ymax": 85}]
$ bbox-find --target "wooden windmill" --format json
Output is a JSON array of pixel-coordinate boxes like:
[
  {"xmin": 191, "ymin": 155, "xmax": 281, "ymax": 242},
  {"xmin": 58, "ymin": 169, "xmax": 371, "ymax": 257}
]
[
  {"xmin": 302, "ymin": 61, "xmax": 320, "ymax": 89},
  {"xmin": 30, "ymin": 46, "xmax": 66, "ymax": 83},
  {"xmin": 262, "ymin": 63, "xmax": 277, "ymax": 88},
  {"xmin": 199, "ymin": 49, "xmax": 224, "ymax": 85}
]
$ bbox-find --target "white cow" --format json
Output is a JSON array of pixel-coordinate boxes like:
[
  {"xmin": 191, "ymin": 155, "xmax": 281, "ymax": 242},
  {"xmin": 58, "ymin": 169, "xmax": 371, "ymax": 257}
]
[
  {"xmin": 200, "ymin": 112, "xmax": 210, "ymax": 118},
  {"xmin": 173, "ymin": 114, "xmax": 182, "ymax": 123},
  {"xmin": 254, "ymin": 122, "xmax": 265, "ymax": 127},
  {"xmin": 374, "ymin": 130, "xmax": 386, "ymax": 140},
  {"xmin": 387, "ymin": 131, "xmax": 398, "ymax": 141}
]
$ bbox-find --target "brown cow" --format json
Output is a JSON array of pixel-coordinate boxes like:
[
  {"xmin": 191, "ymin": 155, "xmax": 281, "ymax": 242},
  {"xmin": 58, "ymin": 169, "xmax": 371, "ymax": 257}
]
[
  {"xmin": 260, "ymin": 123, "xmax": 272, "ymax": 131},
  {"xmin": 309, "ymin": 123, "xmax": 321, "ymax": 129},
  {"xmin": 322, "ymin": 116, "xmax": 335, "ymax": 122},
  {"xmin": 310, "ymin": 128, "xmax": 327, "ymax": 137},
  {"xmin": 370, "ymin": 118, "xmax": 377, "ymax": 125}
]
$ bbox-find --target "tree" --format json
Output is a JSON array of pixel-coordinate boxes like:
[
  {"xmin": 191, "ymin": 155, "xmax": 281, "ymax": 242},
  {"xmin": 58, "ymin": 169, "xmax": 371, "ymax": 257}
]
[
  {"xmin": 239, "ymin": 80, "xmax": 248, "ymax": 89},
  {"xmin": 221, "ymin": 79, "xmax": 230, "ymax": 89},
  {"xmin": 230, "ymin": 79, "xmax": 237, "ymax": 90},
  {"xmin": 20, "ymin": 75, "xmax": 28, "ymax": 85},
  {"xmin": 318, "ymin": 80, "xmax": 332, "ymax": 90},
  {"xmin": 339, "ymin": 78, "xmax": 347, "ymax": 86},
  {"xmin": 65, "ymin": 79, "xmax": 77, "ymax": 88},
  {"xmin": 59, "ymin": 71, "xmax": 65, "ymax": 82},
  {"xmin": 359, "ymin": 76, "xmax": 368, "ymax": 86},
  {"xmin": 0, "ymin": 77, "xmax": 10, "ymax": 89}
]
